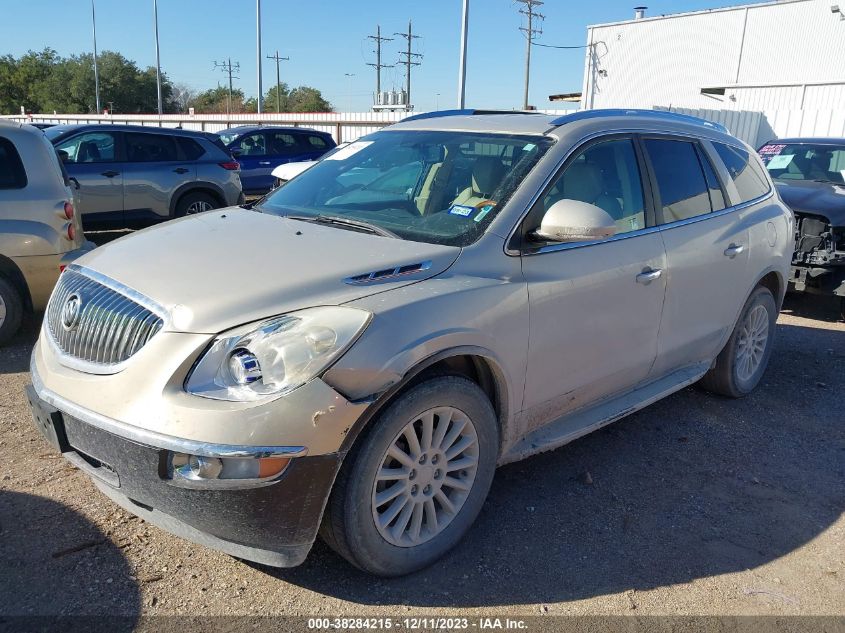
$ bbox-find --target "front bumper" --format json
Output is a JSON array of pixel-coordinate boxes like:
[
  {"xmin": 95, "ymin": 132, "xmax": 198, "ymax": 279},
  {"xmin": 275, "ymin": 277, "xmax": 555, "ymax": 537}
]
[
  {"xmin": 25, "ymin": 382, "xmax": 341, "ymax": 567},
  {"xmin": 788, "ymin": 263, "xmax": 845, "ymax": 297}
]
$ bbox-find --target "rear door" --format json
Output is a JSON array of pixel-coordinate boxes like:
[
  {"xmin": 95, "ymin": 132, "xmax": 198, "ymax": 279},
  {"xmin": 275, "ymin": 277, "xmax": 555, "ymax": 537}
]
[
  {"xmin": 54, "ymin": 131, "xmax": 123, "ymax": 222},
  {"xmin": 122, "ymin": 132, "xmax": 197, "ymax": 221},
  {"xmin": 297, "ymin": 132, "xmax": 334, "ymax": 160},
  {"xmin": 642, "ymin": 136, "xmax": 751, "ymax": 377}
]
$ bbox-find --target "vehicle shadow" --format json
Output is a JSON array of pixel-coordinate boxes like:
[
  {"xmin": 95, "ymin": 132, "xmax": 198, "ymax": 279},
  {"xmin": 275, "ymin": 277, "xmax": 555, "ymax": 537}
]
[
  {"xmin": 0, "ymin": 318, "xmax": 40, "ymax": 375},
  {"xmin": 0, "ymin": 490, "xmax": 141, "ymax": 625},
  {"xmin": 260, "ymin": 318, "xmax": 844, "ymax": 607},
  {"xmin": 781, "ymin": 292, "xmax": 842, "ymax": 323}
]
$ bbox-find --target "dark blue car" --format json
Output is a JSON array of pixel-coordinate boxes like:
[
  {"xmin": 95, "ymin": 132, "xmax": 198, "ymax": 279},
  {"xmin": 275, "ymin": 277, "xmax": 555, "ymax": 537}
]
[{"xmin": 217, "ymin": 126, "xmax": 336, "ymax": 195}]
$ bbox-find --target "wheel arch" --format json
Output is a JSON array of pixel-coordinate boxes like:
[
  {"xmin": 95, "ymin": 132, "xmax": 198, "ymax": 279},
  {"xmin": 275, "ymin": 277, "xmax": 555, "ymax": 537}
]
[
  {"xmin": 169, "ymin": 182, "xmax": 226, "ymax": 217},
  {"xmin": 336, "ymin": 346, "xmax": 512, "ymax": 460},
  {"xmin": 0, "ymin": 254, "xmax": 32, "ymax": 312}
]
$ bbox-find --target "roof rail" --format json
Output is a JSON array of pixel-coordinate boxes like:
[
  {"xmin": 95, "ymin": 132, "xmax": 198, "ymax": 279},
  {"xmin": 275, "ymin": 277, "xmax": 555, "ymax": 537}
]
[
  {"xmin": 401, "ymin": 109, "xmax": 545, "ymax": 123},
  {"xmin": 549, "ymin": 109, "xmax": 729, "ymax": 134}
]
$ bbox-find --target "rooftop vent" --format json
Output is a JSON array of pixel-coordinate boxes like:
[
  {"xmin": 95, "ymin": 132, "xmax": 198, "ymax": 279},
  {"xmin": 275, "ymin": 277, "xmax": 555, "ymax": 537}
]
[{"xmin": 634, "ymin": 6, "xmax": 647, "ymax": 19}]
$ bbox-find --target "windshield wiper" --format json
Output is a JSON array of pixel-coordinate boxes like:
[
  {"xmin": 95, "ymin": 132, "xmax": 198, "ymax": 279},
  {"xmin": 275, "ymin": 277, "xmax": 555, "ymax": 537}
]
[
  {"xmin": 813, "ymin": 178, "xmax": 845, "ymax": 187},
  {"xmin": 285, "ymin": 214, "xmax": 399, "ymax": 238}
]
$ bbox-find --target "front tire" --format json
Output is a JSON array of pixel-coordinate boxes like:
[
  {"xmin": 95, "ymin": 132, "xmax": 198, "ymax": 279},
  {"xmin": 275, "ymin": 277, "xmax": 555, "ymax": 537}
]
[
  {"xmin": 321, "ymin": 376, "xmax": 498, "ymax": 576},
  {"xmin": 700, "ymin": 286, "xmax": 777, "ymax": 398},
  {"xmin": 174, "ymin": 191, "xmax": 218, "ymax": 217}
]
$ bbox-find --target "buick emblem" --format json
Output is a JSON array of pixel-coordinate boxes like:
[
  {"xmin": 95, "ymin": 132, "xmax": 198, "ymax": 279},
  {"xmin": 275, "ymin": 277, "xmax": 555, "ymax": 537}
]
[{"xmin": 61, "ymin": 293, "xmax": 82, "ymax": 331}]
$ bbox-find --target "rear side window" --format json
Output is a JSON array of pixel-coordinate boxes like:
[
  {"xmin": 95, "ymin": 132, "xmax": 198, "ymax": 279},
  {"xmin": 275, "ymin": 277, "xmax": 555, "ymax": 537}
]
[
  {"xmin": 713, "ymin": 142, "xmax": 770, "ymax": 202},
  {"xmin": 644, "ymin": 138, "xmax": 713, "ymax": 223},
  {"xmin": 268, "ymin": 132, "xmax": 300, "ymax": 155},
  {"xmin": 0, "ymin": 137, "xmax": 27, "ymax": 189},
  {"xmin": 305, "ymin": 134, "xmax": 329, "ymax": 149},
  {"xmin": 125, "ymin": 133, "xmax": 178, "ymax": 162},
  {"xmin": 176, "ymin": 137, "xmax": 205, "ymax": 161}
]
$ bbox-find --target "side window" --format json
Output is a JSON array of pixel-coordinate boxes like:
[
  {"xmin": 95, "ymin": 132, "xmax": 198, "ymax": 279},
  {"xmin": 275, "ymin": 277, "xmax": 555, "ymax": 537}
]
[
  {"xmin": 698, "ymin": 147, "xmax": 726, "ymax": 211},
  {"xmin": 268, "ymin": 132, "xmax": 299, "ymax": 155},
  {"xmin": 541, "ymin": 138, "xmax": 646, "ymax": 235},
  {"xmin": 125, "ymin": 133, "xmax": 178, "ymax": 162},
  {"xmin": 713, "ymin": 142, "xmax": 771, "ymax": 202},
  {"xmin": 0, "ymin": 137, "xmax": 27, "ymax": 189},
  {"xmin": 306, "ymin": 134, "xmax": 328, "ymax": 149},
  {"xmin": 55, "ymin": 132, "xmax": 117, "ymax": 164},
  {"xmin": 238, "ymin": 133, "xmax": 266, "ymax": 156},
  {"xmin": 644, "ymin": 138, "xmax": 713, "ymax": 223},
  {"xmin": 176, "ymin": 137, "xmax": 205, "ymax": 161}
]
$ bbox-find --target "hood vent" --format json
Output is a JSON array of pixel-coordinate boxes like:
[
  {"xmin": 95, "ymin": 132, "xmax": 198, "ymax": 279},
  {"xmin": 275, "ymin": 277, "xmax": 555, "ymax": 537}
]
[{"xmin": 344, "ymin": 260, "xmax": 433, "ymax": 285}]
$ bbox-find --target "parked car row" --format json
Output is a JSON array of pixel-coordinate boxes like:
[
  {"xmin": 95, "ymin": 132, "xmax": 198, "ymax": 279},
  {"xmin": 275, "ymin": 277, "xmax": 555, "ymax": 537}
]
[{"xmin": 25, "ymin": 109, "xmax": 795, "ymax": 576}]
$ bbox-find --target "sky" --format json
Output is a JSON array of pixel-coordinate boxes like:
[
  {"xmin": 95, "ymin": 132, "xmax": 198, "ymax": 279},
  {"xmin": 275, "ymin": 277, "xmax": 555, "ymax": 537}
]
[{"xmin": 2, "ymin": 0, "xmax": 750, "ymax": 112}]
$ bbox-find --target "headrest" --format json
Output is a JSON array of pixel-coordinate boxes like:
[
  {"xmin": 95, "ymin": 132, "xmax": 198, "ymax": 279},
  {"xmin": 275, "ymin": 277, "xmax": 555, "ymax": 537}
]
[
  {"xmin": 471, "ymin": 157, "xmax": 506, "ymax": 197},
  {"xmin": 561, "ymin": 161, "xmax": 602, "ymax": 204}
]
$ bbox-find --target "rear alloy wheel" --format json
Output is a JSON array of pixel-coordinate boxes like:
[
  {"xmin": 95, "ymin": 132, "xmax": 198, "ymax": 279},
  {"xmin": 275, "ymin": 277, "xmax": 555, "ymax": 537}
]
[
  {"xmin": 321, "ymin": 376, "xmax": 498, "ymax": 576},
  {"xmin": 175, "ymin": 191, "xmax": 218, "ymax": 217},
  {"xmin": 0, "ymin": 277, "xmax": 24, "ymax": 346},
  {"xmin": 700, "ymin": 286, "xmax": 777, "ymax": 398}
]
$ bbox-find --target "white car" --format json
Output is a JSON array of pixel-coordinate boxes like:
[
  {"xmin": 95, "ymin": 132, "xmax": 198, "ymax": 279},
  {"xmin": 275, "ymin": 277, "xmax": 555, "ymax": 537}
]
[{"xmin": 270, "ymin": 142, "xmax": 350, "ymax": 188}]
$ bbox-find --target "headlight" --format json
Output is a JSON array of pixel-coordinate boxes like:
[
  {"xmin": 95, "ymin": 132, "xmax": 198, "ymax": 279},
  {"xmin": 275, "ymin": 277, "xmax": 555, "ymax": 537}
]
[{"xmin": 185, "ymin": 306, "xmax": 371, "ymax": 402}]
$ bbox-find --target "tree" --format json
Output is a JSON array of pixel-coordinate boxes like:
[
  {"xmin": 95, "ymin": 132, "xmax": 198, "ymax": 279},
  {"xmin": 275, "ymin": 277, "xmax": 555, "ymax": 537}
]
[
  {"xmin": 262, "ymin": 83, "xmax": 290, "ymax": 112},
  {"xmin": 192, "ymin": 86, "xmax": 246, "ymax": 114},
  {"xmin": 171, "ymin": 83, "xmax": 195, "ymax": 113},
  {"xmin": 287, "ymin": 86, "xmax": 332, "ymax": 112}
]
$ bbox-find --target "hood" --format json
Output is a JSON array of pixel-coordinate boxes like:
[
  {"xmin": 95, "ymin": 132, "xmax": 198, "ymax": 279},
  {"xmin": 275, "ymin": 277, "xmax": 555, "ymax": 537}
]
[
  {"xmin": 775, "ymin": 180, "xmax": 845, "ymax": 225},
  {"xmin": 75, "ymin": 208, "xmax": 460, "ymax": 334}
]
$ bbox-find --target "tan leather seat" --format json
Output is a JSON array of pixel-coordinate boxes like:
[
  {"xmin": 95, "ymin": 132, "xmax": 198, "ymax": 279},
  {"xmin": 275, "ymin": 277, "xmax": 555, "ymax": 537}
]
[{"xmin": 452, "ymin": 157, "xmax": 506, "ymax": 207}]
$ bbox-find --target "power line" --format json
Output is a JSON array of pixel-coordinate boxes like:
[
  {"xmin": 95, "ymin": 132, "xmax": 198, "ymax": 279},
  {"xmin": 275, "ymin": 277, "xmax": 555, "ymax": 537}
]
[
  {"xmin": 516, "ymin": 0, "xmax": 544, "ymax": 109},
  {"xmin": 395, "ymin": 20, "xmax": 422, "ymax": 111},
  {"xmin": 266, "ymin": 50, "xmax": 289, "ymax": 112},
  {"xmin": 213, "ymin": 58, "xmax": 240, "ymax": 115},
  {"xmin": 366, "ymin": 25, "xmax": 394, "ymax": 97}
]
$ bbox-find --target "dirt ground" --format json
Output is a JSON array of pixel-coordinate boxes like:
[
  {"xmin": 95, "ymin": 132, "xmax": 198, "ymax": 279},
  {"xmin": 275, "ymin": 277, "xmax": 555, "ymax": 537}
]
[{"xmin": 0, "ymin": 294, "xmax": 843, "ymax": 622}]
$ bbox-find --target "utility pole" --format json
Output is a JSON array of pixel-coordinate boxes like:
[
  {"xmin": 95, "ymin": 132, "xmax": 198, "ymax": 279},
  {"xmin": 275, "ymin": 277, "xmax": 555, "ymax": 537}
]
[
  {"xmin": 256, "ymin": 0, "xmax": 263, "ymax": 114},
  {"xmin": 214, "ymin": 58, "xmax": 241, "ymax": 116},
  {"xmin": 367, "ymin": 25, "xmax": 393, "ymax": 98},
  {"xmin": 266, "ymin": 50, "xmax": 289, "ymax": 112},
  {"xmin": 344, "ymin": 73, "xmax": 355, "ymax": 112},
  {"xmin": 91, "ymin": 0, "xmax": 101, "ymax": 113},
  {"xmin": 517, "ymin": 0, "xmax": 544, "ymax": 110},
  {"xmin": 458, "ymin": 0, "xmax": 469, "ymax": 108},
  {"xmin": 153, "ymin": 0, "xmax": 163, "ymax": 115},
  {"xmin": 395, "ymin": 21, "xmax": 422, "ymax": 111}
]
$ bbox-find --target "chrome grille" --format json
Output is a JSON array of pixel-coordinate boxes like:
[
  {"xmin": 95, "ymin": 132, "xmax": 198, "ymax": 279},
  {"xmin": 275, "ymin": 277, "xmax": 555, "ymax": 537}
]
[{"xmin": 46, "ymin": 268, "xmax": 164, "ymax": 369}]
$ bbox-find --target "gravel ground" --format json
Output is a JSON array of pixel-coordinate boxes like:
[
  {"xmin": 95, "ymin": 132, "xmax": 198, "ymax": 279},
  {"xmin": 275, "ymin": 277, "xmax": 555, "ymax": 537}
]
[{"xmin": 0, "ymin": 294, "xmax": 843, "ymax": 621}]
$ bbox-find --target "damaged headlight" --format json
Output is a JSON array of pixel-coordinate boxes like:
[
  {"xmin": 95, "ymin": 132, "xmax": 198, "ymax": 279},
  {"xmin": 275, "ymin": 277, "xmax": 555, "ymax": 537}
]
[{"xmin": 185, "ymin": 307, "xmax": 371, "ymax": 402}]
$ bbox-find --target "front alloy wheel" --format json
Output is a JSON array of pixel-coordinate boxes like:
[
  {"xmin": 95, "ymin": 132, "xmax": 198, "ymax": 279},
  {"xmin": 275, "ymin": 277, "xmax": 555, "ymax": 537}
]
[{"xmin": 321, "ymin": 376, "xmax": 498, "ymax": 576}]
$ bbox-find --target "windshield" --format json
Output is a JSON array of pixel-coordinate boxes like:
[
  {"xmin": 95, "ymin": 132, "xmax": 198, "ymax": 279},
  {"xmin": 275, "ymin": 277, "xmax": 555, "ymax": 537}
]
[
  {"xmin": 759, "ymin": 142, "xmax": 845, "ymax": 184},
  {"xmin": 43, "ymin": 125, "xmax": 78, "ymax": 141},
  {"xmin": 254, "ymin": 129, "xmax": 553, "ymax": 246}
]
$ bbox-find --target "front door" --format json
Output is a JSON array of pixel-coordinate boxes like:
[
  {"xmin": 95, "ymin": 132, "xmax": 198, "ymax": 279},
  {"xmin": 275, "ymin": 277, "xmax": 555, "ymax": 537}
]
[
  {"xmin": 520, "ymin": 136, "xmax": 667, "ymax": 432},
  {"xmin": 640, "ymin": 137, "xmax": 751, "ymax": 377},
  {"xmin": 234, "ymin": 131, "xmax": 273, "ymax": 194},
  {"xmin": 55, "ymin": 131, "xmax": 124, "ymax": 223}
]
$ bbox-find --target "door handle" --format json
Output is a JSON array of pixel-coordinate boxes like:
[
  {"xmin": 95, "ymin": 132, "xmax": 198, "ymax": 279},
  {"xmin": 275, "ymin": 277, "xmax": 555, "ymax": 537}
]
[
  {"xmin": 173, "ymin": 167, "xmax": 190, "ymax": 174},
  {"xmin": 258, "ymin": 161, "xmax": 271, "ymax": 165},
  {"xmin": 724, "ymin": 243, "xmax": 746, "ymax": 258},
  {"xmin": 100, "ymin": 170, "xmax": 119, "ymax": 178},
  {"xmin": 636, "ymin": 268, "xmax": 663, "ymax": 285}
]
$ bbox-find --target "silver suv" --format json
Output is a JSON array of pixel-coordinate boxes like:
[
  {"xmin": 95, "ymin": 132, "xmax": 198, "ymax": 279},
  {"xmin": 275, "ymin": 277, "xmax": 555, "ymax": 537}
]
[
  {"xmin": 44, "ymin": 124, "xmax": 244, "ymax": 228},
  {"xmin": 27, "ymin": 110, "xmax": 793, "ymax": 576}
]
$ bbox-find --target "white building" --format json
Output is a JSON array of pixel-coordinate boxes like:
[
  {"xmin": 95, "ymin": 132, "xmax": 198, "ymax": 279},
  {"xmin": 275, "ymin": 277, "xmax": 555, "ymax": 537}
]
[{"xmin": 579, "ymin": 0, "xmax": 845, "ymax": 112}]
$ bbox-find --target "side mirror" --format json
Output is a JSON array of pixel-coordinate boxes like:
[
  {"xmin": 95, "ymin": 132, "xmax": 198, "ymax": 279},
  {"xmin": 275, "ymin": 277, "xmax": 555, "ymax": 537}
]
[
  {"xmin": 230, "ymin": 148, "xmax": 243, "ymax": 158},
  {"xmin": 57, "ymin": 149, "xmax": 70, "ymax": 163},
  {"xmin": 69, "ymin": 176, "xmax": 80, "ymax": 190},
  {"xmin": 533, "ymin": 199, "xmax": 617, "ymax": 243}
]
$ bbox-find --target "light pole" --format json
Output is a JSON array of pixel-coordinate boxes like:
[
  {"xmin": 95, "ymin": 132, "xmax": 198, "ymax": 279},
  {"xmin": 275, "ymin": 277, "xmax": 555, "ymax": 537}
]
[
  {"xmin": 457, "ymin": 0, "xmax": 469, "ymax": 108},
  {"xmin": 91, "ymin": 0, "xmax": 101, "ymax": 113},
  {"xmin": 256, "ymin": 0, "xmax": 263, "ymax": 115},
  {"xmin": 344, "ymin": 73, "xmax": 356, "ymax": 113},
  {"xmin": 435, "ymin": 93, "xmax": 441, "ymax": 110},
  {"xmin": 153, "ymin": 0, "xmax": 163, "ymax": 115}
]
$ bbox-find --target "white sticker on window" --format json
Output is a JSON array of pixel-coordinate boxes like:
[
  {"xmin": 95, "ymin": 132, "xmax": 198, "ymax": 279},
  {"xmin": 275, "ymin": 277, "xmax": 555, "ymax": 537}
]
[
  {"xmin": 325, "ymin": 141, "xmax": 373, "ymax": 161},
  {"xmin": 766, "ymin": 154, "xmax": 794, "ymax": 170}
]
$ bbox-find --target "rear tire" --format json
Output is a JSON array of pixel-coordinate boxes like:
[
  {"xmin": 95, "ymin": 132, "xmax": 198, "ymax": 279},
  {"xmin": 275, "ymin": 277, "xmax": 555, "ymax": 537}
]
[
  {"xmin": 320, "ymin": 376, "xmax": 498, "ymax": 576},
  {"xmin": 0, "ymin": 277, "xmax": 24, "ymax": 346},
  {"xmin": 174, "ymin": 191, "xmax": 219, "ymax": 217},
  {"xmin": 700, "ymin": 286, "xmax": 777, "ymax": 398}
]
